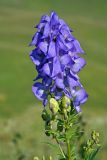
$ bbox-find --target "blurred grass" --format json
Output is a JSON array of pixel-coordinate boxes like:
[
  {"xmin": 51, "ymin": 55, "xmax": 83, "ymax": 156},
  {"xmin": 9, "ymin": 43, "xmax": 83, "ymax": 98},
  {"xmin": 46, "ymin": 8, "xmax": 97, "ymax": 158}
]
[{"xmin": 0, "ymin": 0, "xmax": 107, "ymax": 159}]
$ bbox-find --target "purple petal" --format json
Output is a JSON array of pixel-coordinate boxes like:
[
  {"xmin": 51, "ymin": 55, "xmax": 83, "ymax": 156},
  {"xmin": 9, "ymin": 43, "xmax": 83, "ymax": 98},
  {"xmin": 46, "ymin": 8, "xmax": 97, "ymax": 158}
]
[
  {"xmin": 52, "ymin": 57, "xmax": 61, "ymax": 77},
  {"xmin": 73, "ymin": 40, "xmax": 84, "ymax": 54},
  {"xmin": 34, "ymin": 74, "xmax": 42, "ymax": 81},
  {"xmin": 66, "ymin": 42, "xmax": 73, "ymax": 49},
  {"xmin": 38, "ymin": 41, "xmax": 48, "ymax": 53},
  {"xmin": 32, "ymin": 82, "xmax": 47, "ymax": 101},
  {"xmin": 36, "ymin": 23, "xmax": 45, "ymax": 32},
  {"xmin": 67, "ymin": 71, "xmax": 79, "ymax": 85},
  {"xmin": 42, "ymin": 63, "xmax": 52, "ymax": 76},
  {"xmin": 59, "ymin": 19, "xmax": 73, "ymax": 32},
  {"xmin": 60, "ymin": 54, "xmax": 74, "ymax": 66},
  {"xmin": 59, "ymin": 19, "xmax": 66, "ymax": 27},
  {"xmin": 40, "ymin": 15, "xmax": 50, "ymax": 23},
  {"xmin": 30, "ymin": 49, "xmax": 43, "ymax": 65},
  {"xmin": 57, "ymin": 35, "xmax": 68, "ymax": 51},
  {"xmin": 73, "ymin": 88, "xmax": 88, "ymax": 106},
  {"xmin": 48, "ymin": 41, "xmax": 56, "ymax": 58},
  {"xmin": 75, "ymin": 106, "xmax": 82, "ymax": 112},
  {"xmin": 60, "ymin": 25, "xmax": 73, "ymax": 41},
  {"xmin": 43, "ymin": 99, "xmax": 48, "ymax": 106},
  {"xmin": 42, "ymin": 77, "xmax": 52, "ymax": 87},
  {"xmin": 55, "ymin": 90, "xmax": 63, "ymax": 100},
  {"xmin": 30, "ymin": 32, "xmax": 41, "ymax": 46},
  {"xmin": 67, "ymin": 76, "xmax": 80, "ymax": 88},
  {"xmin": 63, "ymin": 88, "xmax": 71, "ymax": 98},
  {"xmin": 55, "ymin": 75, "xmax": 65, "ymax": 89},
  {"xmin": 50, "ymin": 84, "xmax": 56, "ymax": 92},
  {"xmin": 50, "ymin": 11, "xmax": 59, "ymax": 26},
  {"xmin": 72, "ymin": 57, "xmax": 86, "ymax": 73},
  {"xmin": 67, "ymin": 71, "xmax": 81, "ymax": 96},
  {"xmin": 43, "ymin": 22, "xmax": 51, "ymax": 38},
  {"xmin": 68, "ymin": 51, "xmax": 77, "ymax": 58}
]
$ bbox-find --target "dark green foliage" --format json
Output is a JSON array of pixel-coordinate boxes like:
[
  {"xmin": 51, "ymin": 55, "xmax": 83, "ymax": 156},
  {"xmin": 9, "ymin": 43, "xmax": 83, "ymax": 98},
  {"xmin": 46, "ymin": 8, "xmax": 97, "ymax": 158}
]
[{"xmin": 42, "ymin": 109, "xmax": 50, "ymax": 122}]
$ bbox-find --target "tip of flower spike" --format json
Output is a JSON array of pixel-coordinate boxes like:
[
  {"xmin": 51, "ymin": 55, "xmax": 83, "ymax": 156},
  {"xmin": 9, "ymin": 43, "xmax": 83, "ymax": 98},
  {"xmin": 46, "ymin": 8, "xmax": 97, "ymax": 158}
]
[{"xmin": 50, "ymin": 11, "xmax": 58, "ymax": 19}]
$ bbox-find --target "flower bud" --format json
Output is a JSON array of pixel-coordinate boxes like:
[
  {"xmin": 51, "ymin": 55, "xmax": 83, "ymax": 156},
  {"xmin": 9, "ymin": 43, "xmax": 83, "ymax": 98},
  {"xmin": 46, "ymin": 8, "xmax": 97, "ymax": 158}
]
[
  {"xmin": 62, "ymin": 96, "xmax": 71, "ymax": 109},
  {"xmin": 87, "ymin": 139, "xmax": 92, "ymax": 147},
  {"xmin": 49, "ymin": 98, "xmax": 59, "ymax": 114},
  {"xmin": 91, "ymin": 130, "xmax": 100, "ymax": 144},
  {"xmin": 91, "ymin": 131, "xmax": 99, "ymax": 139}
]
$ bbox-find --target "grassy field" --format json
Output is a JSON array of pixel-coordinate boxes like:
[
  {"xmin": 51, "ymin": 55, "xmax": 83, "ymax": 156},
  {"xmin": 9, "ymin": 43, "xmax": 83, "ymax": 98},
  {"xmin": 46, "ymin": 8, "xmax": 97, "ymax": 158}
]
[{"xmin": 0, "ymin": 0, "xmax": 107, "ymax": 159}]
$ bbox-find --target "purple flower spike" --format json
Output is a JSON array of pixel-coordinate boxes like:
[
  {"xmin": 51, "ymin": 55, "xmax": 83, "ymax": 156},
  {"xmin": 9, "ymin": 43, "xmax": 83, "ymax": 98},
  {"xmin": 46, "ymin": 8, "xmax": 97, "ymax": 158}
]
[{"xmin": 30, "ymin": 11, "xmax": 88, "ymax": 112}]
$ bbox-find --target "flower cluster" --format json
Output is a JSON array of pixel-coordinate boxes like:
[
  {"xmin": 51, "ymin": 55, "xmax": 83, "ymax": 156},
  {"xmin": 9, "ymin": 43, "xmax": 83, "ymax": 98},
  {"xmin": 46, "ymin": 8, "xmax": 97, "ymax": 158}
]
[{"xmin": 30, "ymin": 11, "xmax": 88, "ymax": 112}]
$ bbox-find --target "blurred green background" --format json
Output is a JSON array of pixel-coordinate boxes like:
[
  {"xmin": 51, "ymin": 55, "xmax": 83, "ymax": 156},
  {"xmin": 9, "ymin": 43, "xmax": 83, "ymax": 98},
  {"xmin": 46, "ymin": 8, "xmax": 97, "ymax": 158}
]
[{"xmin": 0, "ymin": 0, "xmax": 107, "ymax": 159}]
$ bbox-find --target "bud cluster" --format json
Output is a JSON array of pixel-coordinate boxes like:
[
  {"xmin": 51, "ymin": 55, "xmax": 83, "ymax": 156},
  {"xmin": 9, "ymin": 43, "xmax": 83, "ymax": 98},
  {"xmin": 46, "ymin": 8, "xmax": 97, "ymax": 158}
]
[
  {"xmin": 82, "ymin": 130, "xmax": 101, "ymax": 160},
  {"xmin": 41, "ymin": 97, "xmax": 81, "ymax": 159}
]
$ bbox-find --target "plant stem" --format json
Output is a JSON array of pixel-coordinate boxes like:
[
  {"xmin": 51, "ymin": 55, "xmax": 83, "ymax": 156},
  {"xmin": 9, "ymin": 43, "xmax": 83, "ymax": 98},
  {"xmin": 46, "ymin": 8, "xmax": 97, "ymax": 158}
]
[
  {"xmin": 55, "ymin": 137, "xmax": 66, "ymax": 159},
  {"xmin": 67, "ymin": 140, "xmax": 71, "ymax": 160}
]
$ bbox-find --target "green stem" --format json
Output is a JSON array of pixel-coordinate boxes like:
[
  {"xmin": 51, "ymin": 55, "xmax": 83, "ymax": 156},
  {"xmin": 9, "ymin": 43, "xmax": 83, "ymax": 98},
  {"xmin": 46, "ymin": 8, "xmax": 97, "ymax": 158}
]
[
  {"xmin": 67, "ymin": 140, "xmax": 71, "ymax": 160},
  {"xmin": 55, "ymin": 137, "xmax": 66, "ymax": 159},
  {"xmin": 64, "ymin": 111, "xmax": 71, "ymax": 160}
]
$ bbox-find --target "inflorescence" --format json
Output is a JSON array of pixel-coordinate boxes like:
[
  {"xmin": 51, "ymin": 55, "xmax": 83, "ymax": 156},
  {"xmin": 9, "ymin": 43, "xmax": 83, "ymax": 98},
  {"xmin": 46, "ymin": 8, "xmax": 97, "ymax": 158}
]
[{"xmin": 29, "ymin": 11, "xmax": 88, "ymax": 112}]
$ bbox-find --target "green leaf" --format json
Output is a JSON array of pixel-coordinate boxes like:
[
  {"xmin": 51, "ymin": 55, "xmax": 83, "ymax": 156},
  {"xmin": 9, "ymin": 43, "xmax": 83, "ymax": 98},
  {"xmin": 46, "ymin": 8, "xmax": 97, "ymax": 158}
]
[
  {"xmin": 83, "ymin": 146, "xmax": 101, "ymax": 160},
  {"xmin": 42, "ymin": 141, "xmax": 59, "ymax": 150},
  {"xmin": 66, "ymin": 125, "xmax": 77, "ymax": 141},
  {"xmin": 57, "ymin": 134, "xmax": 65, "ymax": 142},
  {"xmin": 89, "ymin": 147, "xmax": 101, "ymax": 160}
]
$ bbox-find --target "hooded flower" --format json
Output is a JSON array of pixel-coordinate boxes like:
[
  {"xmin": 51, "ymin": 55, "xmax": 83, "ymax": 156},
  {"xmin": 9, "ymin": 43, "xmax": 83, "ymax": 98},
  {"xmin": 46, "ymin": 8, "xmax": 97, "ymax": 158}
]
[{"xmin": 30, "ymin": 11, "xmax": 88, "ymax": 112}]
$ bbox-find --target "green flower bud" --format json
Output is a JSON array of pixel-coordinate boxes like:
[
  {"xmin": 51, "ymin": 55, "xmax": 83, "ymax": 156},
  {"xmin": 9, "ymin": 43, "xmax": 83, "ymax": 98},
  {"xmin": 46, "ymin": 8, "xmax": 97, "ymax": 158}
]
[
  {"xmin": 66, "ymin": 106, "xmax": 71, "ymax": 112},
  {"xmin": 87, "ymin": 139, "xmax": 92, "ymax": 147},
  {"xmin": 63, "ymin": 108, "xmax": 68, "ymax": 119},
  {"xmin": 91, "ymin": 130, "xmax": 100, "ymax": 143},
  {"xmin": 62, "ymin": 96, "xmax": 71, "ymax": 111},
  {"xmin": 49, "ymin": 98, "xmax": 59, "ymax": 114}
]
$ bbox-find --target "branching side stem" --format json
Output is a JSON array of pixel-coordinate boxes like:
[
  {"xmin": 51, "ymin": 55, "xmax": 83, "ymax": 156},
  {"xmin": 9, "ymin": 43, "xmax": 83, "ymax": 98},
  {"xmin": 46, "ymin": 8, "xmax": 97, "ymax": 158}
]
[{"xmin": 55, "ymin": 137, "xmax": 66, "ymax": 159}]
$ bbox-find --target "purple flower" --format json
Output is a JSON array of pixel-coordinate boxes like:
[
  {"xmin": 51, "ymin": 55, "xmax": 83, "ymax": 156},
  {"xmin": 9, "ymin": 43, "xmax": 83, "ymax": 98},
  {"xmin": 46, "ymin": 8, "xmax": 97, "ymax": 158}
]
[{"xmin": 30, "ymin": 11, "xmax": 88, "ymax": 112}]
